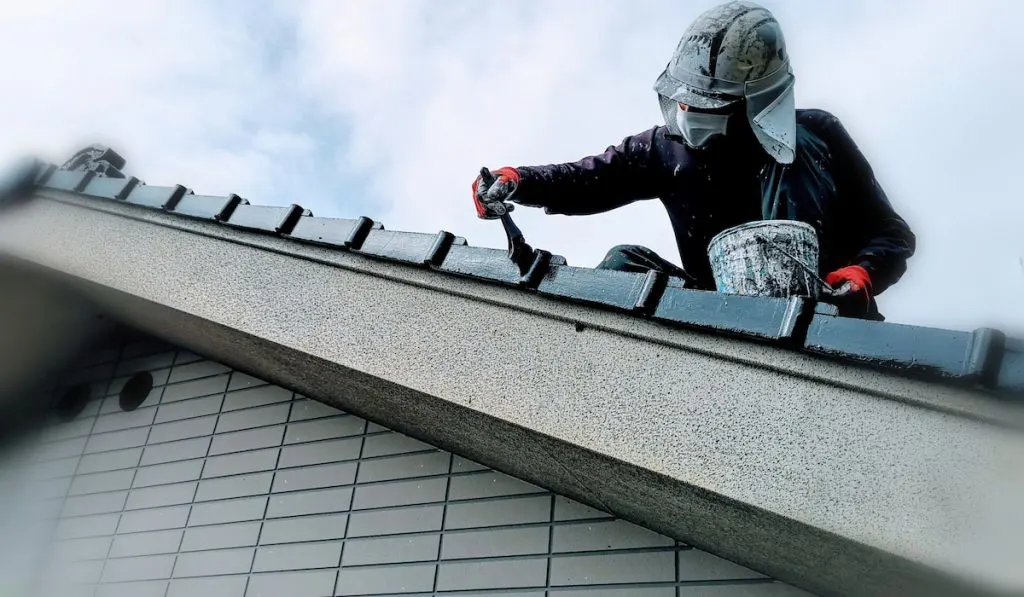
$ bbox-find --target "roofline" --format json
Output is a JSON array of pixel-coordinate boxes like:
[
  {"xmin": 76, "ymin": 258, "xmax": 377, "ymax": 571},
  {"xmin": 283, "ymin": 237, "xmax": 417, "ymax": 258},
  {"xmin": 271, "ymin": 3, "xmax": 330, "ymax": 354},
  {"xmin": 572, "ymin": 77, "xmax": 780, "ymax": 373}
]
[
  {"xmin": 0, "ymin": 161, "xmax": 1021, "ymax": 597},
  {"xmin": 2, "ymin": 158, "xmax": 1016, "ymax": 423},
  {"xmin": 28, "ymin": 187, "xmax": 1024, "ymax": 427}
]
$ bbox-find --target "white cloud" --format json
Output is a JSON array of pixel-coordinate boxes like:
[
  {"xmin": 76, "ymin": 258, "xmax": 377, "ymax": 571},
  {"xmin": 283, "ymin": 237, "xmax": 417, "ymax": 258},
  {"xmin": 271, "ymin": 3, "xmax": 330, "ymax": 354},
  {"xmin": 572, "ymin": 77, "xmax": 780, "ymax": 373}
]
[
  {"xmin": 289, "ymin": 0, "xmax": 1024, "ymax": 331},
  {"xmin": 0, "ymin": 0, "xmax": 326, "ymax": 203},
  {"xmin": 0, "ymin": 0, "xmax": 1020, "ymax": 332}
]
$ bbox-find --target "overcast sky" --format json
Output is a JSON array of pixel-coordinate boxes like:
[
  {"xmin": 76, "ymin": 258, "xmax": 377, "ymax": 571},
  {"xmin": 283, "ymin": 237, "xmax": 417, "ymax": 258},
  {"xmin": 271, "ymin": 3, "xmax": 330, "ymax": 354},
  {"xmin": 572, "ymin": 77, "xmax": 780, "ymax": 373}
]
[{"xmin": 1, "ymin": 0, "xmax": 1021, "ymax": 333}]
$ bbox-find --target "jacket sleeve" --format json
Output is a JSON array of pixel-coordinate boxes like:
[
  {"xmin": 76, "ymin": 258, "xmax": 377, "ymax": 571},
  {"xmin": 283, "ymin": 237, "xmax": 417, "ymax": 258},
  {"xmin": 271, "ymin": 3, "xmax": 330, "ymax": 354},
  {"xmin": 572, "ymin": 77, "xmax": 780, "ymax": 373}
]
[
  {"xmin": 816, "ymin": 111, "xmax": 916, "ymax": 295},
  {"xmin": 512, "ymin": 126, "xmax": 669, "ymax": 216}
]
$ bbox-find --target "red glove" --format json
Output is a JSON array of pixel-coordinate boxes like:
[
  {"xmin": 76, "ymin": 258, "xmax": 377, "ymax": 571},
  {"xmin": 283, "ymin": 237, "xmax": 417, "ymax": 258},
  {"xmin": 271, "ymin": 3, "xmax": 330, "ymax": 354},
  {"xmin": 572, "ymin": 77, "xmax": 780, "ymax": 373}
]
[
  {"xmin": 825, "ymin": 265, "xmax": 873, "ymax": 301},
  {"xmin": 472, "ymin": 166, "xmax": 520, "ymax": 219}
]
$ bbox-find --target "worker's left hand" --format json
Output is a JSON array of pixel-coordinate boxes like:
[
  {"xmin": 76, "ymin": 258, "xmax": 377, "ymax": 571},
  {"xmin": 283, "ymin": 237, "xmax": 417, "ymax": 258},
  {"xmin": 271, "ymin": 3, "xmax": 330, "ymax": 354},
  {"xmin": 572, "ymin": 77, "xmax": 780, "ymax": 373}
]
[{"xmin": 823, "ymin": 265, "xmax": 873, "ymax": 313}]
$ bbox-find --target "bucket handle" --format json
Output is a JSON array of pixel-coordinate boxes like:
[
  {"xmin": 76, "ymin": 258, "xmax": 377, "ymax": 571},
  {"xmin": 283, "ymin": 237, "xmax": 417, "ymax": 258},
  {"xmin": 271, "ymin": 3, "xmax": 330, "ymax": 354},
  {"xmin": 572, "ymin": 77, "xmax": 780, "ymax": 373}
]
[{"xmin": 762, "ymin": 235, "xmax": 836, "ymax": 295}]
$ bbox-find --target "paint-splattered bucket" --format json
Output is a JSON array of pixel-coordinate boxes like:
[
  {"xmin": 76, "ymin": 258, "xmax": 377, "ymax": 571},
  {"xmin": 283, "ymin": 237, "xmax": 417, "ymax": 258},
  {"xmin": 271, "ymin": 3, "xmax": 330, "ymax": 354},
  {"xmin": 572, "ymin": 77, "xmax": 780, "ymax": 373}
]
[{"xmin": 707, "ymin": 220, "xmax": 822, "ymax": 298}]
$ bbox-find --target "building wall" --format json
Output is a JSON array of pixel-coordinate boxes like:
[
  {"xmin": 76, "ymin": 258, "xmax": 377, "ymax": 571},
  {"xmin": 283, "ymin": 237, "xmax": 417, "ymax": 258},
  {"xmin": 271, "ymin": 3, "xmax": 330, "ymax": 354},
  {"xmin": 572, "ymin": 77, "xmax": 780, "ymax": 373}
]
[{"xmin": 0, "ymin": 336, "xmax": 812, "ymax": 597}]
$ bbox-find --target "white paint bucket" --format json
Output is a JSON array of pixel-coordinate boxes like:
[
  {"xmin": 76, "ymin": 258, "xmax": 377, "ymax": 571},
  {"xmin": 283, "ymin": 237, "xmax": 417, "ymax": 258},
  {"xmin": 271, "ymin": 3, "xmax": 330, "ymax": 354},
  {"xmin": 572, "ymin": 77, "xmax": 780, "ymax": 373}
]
[{"xmin": 707, "ymin": 220, "xmax": 822, "ymax": 298}]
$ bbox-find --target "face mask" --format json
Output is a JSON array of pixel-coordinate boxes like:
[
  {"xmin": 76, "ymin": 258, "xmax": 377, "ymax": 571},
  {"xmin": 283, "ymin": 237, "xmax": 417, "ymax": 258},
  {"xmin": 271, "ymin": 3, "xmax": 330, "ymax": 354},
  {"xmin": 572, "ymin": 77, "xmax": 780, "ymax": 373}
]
[{"xmin": 675, "ymin": 107, "xmax": 730, "ymax": 149}]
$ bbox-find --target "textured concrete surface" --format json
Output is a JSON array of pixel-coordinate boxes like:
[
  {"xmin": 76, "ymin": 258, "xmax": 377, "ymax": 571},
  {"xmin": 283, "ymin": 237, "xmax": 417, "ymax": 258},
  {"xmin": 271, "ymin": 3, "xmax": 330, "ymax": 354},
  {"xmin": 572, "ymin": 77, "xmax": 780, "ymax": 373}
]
[
  {"xmin": 0, "ymin": 338, "xmax": 811, "ymax": 596},
  {"xmin": 34, "ymin": 192, "xmax": 1024, "ymax": 429},
  {"xmin": 0, "ymin": 194, "xmax": 1022, "ymax": 597}
]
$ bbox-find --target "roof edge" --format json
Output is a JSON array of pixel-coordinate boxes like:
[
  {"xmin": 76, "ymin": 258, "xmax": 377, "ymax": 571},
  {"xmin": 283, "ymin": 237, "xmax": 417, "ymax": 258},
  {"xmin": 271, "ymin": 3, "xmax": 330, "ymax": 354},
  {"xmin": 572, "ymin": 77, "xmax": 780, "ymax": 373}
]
[{"xmin": 0, "ymin": 151, "xmax": 1018, "ymax": 405}]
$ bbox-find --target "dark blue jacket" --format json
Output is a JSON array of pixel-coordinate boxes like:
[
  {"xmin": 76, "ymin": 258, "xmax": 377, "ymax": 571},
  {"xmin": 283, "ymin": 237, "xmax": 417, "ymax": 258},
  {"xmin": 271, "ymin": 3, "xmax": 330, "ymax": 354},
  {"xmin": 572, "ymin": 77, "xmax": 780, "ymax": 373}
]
[{"xmin": 514, "ymin": 109, "xmax": 916, "ymax": 298}]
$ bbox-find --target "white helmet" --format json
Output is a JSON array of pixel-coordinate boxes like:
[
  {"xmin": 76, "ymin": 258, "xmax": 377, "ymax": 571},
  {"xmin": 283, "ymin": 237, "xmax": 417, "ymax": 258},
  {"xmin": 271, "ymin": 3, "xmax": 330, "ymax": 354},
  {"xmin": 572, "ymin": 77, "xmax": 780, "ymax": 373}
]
[{"xmin": 654, "ymin": 1, "xmax": 796, "ymax": 164}]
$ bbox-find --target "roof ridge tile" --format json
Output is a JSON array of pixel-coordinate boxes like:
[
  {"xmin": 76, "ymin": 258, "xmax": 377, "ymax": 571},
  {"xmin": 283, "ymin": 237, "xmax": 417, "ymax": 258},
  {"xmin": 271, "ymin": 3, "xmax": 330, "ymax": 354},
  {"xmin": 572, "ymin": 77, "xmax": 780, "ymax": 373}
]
[{"xmin": 173, "ymin": 192, "xmax": 245, "ymax": 222}]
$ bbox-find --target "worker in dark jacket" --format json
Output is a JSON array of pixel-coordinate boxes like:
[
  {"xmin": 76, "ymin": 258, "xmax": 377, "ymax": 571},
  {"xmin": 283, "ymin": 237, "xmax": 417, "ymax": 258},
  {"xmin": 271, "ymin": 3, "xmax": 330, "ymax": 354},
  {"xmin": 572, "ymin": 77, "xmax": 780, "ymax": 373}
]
[{"xmin": 472, "ymin": 1, "xmax": 915, "ymax": 320}]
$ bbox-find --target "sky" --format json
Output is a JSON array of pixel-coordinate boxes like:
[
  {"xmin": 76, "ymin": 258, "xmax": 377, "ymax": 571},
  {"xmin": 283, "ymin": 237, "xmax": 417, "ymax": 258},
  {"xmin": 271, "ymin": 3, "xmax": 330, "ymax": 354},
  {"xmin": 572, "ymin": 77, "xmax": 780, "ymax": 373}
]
[{"xmin": 0, "ymin": 0, "xmax": 1021, "ymax": 333}]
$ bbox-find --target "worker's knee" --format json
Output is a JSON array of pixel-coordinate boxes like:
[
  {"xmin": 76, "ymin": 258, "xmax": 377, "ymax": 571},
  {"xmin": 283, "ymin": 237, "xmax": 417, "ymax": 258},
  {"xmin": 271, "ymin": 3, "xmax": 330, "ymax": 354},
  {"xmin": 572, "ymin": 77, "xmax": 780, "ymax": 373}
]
[
  {"xmin": 605, "ymin": 244, "xmax": 647, "ymax": 256},
  {"xmin": 597, "ymin": 244, "xmax": 654, "ymax": 271}
]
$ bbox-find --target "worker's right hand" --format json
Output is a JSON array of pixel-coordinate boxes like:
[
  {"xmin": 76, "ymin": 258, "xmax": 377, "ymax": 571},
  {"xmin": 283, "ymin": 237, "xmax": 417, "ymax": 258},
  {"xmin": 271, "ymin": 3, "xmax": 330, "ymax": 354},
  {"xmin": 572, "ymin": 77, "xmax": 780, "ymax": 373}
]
[
  {"xmin": 823, "ymin": 265, "xmax": 873, "ymax": 316},
  {"xmin": 472, "ymin": 166, "xmax": 520, "ymax": 220}
]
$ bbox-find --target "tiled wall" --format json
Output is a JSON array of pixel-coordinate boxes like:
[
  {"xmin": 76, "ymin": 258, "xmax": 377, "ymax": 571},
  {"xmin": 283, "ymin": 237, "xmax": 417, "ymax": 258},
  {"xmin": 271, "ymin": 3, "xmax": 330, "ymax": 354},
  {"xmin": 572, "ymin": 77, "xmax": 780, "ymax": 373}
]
[{"xmin": 0, "ymin": 337, "xmax": 813, "ymax": 597}]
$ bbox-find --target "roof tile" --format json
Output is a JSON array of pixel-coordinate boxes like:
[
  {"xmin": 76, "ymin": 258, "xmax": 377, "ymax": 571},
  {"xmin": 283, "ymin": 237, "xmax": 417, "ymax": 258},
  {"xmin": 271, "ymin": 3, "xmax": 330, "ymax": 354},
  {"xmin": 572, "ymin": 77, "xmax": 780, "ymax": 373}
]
[
  {"xmin": 357, "ymin": 228, "xmax": 466, "ymax": 266},
  {"xmin": 172, "ymin": 192, "xmax": 245, "ymax": 221},
  {"xmin": 16, "ymin": 155, "xmax": 1024, "ymax": 399},
  {"xmin": 284, "ymin": 214, "xmax": 379, "ymax": 249},
  {"xmin": 82, "ymin": 175, "xmax": 139, "ymax": 200},
  {"xmin": 804, "ymin": 315, "xmax": 1004, "ymax": 384},
  {"xmin": 997, "ymin": 337, "xmax": 1024, "ymax": 396},
  {"xmin": 537, "ymin": 265, "xmax": 657, "ymax": 312},
  {"xmin": 43, "ymin": 170, "xmax": 93, "ymax": 192},
  {"xmin": 654, "ymin": 278, "xmax": 807, "ymax": 343},
  {"xmin": 125, "ymin": 184, "xmax": 188, "ymax": 210},
  {"xmin": 439, "ymin": 243, "xmax": 562, "ymax": 288},
  {"xmin": 223, "ymin": 203, "xmax": 308, "ymax": 235}
]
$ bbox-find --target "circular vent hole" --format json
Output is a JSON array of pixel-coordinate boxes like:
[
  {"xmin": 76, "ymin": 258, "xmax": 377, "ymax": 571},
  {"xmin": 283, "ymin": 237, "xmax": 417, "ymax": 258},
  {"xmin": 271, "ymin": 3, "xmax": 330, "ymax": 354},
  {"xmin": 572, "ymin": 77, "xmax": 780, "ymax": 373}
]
[
  {"xmin": 119, "ymin": 372, "xmax": 154, "ymax": 412},
  {"xmin": 56, "ymin": 384, "xmax": 91, "ymax": 421}
]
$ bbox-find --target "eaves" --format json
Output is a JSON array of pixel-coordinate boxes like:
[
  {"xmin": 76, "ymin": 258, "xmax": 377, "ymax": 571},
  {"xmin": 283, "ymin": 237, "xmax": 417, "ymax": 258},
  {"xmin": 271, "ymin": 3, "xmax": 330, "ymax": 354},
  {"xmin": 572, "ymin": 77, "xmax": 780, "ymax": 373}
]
[{"xmin": 0, "ymin": 161, "xmax": 1021, "ymax": 597}]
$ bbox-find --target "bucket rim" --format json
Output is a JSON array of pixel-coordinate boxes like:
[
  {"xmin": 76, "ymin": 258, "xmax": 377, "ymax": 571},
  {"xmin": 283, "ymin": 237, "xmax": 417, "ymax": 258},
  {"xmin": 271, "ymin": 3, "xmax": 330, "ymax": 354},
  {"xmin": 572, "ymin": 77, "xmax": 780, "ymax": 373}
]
[{"xmin": 707, "ymin": 219, "xmax": 817, "ymax": 252}]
